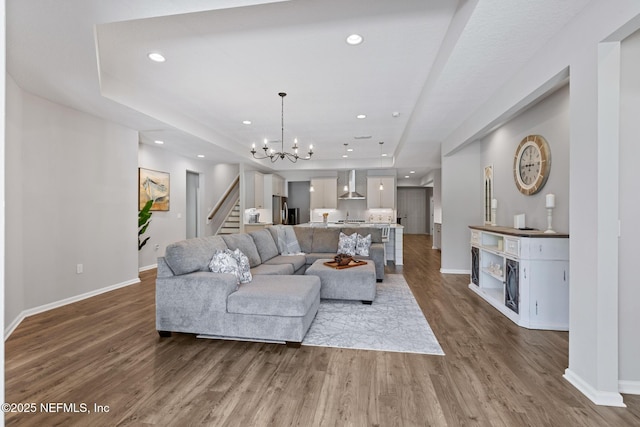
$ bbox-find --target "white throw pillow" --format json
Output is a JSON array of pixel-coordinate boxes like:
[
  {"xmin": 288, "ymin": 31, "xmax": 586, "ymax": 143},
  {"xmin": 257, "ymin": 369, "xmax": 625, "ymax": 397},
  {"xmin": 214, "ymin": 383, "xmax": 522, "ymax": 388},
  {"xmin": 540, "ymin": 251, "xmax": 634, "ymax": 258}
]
[
  {"xmin": 337, "ymin": 232, "xmax": 357, "ymax": 256},
  {"xmin": 230, "ymin": 248, "xmax": 252, "ymax": 284},
  {"xmin": 208, "ymin": 250, "xmax": 240, "ymax": 285},
  {"xmin": 355, "ymin": 233, "xmax": 372, "ymax": 256}
]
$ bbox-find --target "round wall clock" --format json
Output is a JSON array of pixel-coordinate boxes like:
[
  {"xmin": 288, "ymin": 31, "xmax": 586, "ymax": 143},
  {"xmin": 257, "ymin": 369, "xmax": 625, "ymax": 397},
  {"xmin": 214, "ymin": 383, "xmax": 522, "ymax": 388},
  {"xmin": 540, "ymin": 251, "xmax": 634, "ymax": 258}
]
[{"xmin": 513, "ymin": 134, "xmax": 551, "ymax": 195}]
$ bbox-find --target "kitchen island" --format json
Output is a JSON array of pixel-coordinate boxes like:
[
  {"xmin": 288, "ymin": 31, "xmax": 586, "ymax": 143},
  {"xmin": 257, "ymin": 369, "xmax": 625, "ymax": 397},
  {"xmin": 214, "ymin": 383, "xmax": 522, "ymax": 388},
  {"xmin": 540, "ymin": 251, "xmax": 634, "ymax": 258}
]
[{"xmin": 296, "ymin": 222, "xmax": 404, "ymax": 265}]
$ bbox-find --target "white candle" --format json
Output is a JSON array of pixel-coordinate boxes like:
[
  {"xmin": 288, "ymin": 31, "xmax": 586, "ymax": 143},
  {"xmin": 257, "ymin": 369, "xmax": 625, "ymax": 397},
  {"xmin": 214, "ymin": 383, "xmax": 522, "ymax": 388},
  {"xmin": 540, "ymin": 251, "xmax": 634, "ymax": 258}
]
[
  {"xmin": 491, "ymin": 198, "xmax": 497, "ymax": 209},
  {"xmin": 546, "ymin": 193, "xmax": 555, "ymax": 208}
]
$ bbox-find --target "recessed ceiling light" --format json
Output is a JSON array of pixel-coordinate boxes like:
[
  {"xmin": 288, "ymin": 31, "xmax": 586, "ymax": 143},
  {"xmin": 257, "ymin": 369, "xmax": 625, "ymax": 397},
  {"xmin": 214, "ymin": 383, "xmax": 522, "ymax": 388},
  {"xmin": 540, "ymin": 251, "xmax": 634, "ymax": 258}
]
[
  {"xmin": 381, "ymin": 153, "xmax": 388, "ymax": 157},
  {"xmin": 197, "ymin": 154, "xmax": 205, "ymax": 158},
  {"xmin": 242, "ymin": 120, "xmax": 252, "ymax": 125},
  {"xmin": 410, "ymin": 170, "xmax": 415, "ymax": 174},
  {"xmin": 346, "ymin": 34, "xmax": 364, "ymax": 45},
  {"xmin": 392, "ymin": 112, "xmax": 400, "ymax": 118},
  {"xmin": 342, "ymin": 154, "xmax": 348, "ymax": 158},
  {"xmin": 347, "ymin": 148, "xmax": 353, "ymax": 152},
  {"xmin": 154, "ymin": 140, "xmax": 164, "ymax": 145},
  {"xmin": 405, "ymin": 176, "xmax": 410, "ymax": 179},
  {"xmin": 147, "ymin": 52, "xmax": 166, "ymax": 62},
  {"xmin": 356, "ymin": 114, "xmax": 366, "ymax": 119}
]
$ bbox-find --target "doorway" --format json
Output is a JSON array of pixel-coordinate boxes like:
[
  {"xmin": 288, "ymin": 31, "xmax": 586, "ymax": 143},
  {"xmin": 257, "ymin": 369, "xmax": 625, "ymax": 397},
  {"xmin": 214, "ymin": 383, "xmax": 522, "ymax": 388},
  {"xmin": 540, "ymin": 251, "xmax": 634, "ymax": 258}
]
[
  {"xmin": 397, "ymin": 187, "xmax": 429, "ymax": 234},
  {"xmin": 186, "ymin": 171, "xmax": 200, "ymax": 239}
]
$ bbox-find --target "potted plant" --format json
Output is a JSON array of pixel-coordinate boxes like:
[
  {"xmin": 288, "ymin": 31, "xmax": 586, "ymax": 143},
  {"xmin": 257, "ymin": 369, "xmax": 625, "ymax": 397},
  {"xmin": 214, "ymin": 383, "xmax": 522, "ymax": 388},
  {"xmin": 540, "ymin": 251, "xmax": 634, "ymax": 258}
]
[{"xmin": 138, "ymin": 199, "xmax": 153, "ymax": 250}]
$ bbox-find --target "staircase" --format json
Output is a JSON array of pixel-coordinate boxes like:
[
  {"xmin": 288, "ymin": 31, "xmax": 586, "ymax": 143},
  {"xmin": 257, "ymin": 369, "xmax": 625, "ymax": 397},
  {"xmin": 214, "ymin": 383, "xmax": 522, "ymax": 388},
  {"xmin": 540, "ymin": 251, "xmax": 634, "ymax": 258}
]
[{"xmin": 217, "ymin": 201, "xmax": 240, "ymax": 235}]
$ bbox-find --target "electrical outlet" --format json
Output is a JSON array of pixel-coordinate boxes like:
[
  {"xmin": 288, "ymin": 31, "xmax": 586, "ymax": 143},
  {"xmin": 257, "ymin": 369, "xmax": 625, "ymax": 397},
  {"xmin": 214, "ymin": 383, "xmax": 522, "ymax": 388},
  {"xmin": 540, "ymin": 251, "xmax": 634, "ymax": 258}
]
[
  {"xmin": 76, "ymin": 264, "xmax": 83, "ymax": 274},
  {"xmin": 155, "ymin": 244, "xmax": 160, "ymax": 251}
]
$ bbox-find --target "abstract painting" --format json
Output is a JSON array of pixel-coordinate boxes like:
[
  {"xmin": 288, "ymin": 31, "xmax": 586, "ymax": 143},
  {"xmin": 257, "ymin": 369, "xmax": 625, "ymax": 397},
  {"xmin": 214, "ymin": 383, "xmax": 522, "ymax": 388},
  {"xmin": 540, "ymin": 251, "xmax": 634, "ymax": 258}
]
[{"xmin": 139, "ymin": 167, "xmax": 170, "ymax": 211}]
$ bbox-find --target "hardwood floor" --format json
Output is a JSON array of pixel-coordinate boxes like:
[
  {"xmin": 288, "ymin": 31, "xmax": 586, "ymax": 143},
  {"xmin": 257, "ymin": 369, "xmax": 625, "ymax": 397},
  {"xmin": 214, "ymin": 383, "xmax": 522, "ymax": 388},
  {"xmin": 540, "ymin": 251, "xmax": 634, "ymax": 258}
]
[{"xmin": 5, "ymin": 234, "xmax": 640, "ymax": 426}]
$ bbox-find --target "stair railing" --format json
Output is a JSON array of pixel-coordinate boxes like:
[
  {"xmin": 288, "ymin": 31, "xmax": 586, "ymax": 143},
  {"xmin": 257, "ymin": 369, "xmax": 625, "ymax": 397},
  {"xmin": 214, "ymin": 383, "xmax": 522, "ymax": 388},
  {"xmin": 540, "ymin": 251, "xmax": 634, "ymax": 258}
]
[{"xmin": 207, "ymin": 175, "xmax": 240, "ymax": 232}]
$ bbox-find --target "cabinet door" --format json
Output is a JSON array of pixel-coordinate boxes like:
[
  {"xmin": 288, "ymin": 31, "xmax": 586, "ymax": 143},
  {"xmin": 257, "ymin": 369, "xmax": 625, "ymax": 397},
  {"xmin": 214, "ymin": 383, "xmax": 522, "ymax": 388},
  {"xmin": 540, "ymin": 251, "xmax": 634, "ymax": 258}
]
[
  {"xmin": 254, "ymin": 173, "xmax": 265, "ymax": 208},
  {"xmin": 272, "ymin": 175, "xmax": 284, "ymax": 196},
  {"xmin": 367, "ymin": 177, "xmax": 395, "ymax": 208},
  {"xmin": 323, "ymin": 178, "xmax": 337, "ymax": 209},
  {"xmin": 380, "ymin": 177, "xmax": 395, "ymax": 208},
  {"xmin": 310, "ymin": 179, "xmax": 323, "ymax": 209},
  {"xmin": 529, "ymin": 261, "xmax": 569, "ymax": 328},
  {"xmin": 367, "ymin": 178, "xmax": 381, "ymax": 208}
]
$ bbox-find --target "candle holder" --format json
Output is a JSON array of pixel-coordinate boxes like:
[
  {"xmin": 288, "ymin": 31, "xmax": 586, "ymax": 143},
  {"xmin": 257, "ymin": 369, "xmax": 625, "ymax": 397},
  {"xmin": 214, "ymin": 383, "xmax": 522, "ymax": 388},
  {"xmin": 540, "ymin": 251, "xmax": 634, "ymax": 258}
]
[{"xmin": 545, "ymin": 207, "xmax": 556, "ymax": 233}]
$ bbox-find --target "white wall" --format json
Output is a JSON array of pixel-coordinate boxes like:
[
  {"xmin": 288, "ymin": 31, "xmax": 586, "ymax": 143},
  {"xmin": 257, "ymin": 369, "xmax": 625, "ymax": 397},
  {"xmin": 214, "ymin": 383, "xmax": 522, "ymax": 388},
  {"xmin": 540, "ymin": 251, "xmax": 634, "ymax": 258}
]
[
  {"xmin": 137, "ymin": 143, "xmax": 238, "ymax": 269},
  {"xmin": 619, "ymin": 28, "xmax": 640, "ymax": 387},
  {"xmin": 441, "ymin": 143, "xmax": 481, "ymax": 274},
  {"xmin": 5, "ymin": 76, "xmax": 139, "ymax": 332},
  {"xmin": 438, "ymin": 0, "xmax": 640, "ymax": 405},
  {"xmin": 481, "ymin": 85, "xmax": 569, "ymax": 232}
]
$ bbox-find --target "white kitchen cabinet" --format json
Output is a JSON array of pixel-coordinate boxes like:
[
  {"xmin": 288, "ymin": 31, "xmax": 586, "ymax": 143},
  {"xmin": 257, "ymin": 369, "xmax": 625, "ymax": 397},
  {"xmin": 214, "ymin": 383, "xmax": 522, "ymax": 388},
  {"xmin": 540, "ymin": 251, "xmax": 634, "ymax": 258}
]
[
  {"xmin": 244, "ymin": 171, "xmax": 265, "ymax": 209},
  {"xmin": 270, "ymin": 174, "xmax": 285, "ymax": 197},
  {"xmin": 366, "ymin": 177, "xmax": 395, "ymax": 209},
  {"xmin": 310, "ymin": 178, "xmax": 337, "ymax": 209},
  {"xmin": 468, "ymin": 225, "xmax": 569, "ymax": 331}
]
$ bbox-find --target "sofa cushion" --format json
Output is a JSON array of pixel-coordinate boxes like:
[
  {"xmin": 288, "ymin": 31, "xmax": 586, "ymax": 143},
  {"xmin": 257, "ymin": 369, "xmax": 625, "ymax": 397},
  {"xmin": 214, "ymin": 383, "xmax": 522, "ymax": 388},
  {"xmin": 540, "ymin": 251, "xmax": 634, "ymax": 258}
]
[
  {"xmin": 311, "ymin": 228, "xmax": 340, "ymax": 253},
  {"xmin": 250, "ymin": 229, "xmax": 279, "ymax": 262},
  {"xmin": 221, "ymin": 234, "xmax": 262, "ymax": 268},
  {"xmin": 250, "ymin": 263, "xmax": 294, "ymax": 275},
  {"xmin": 264, "ymin": 254, "xmax": 306, "ymax": 272},
  {"xmin": 165, "ymin": 235, "xmax": 228, "ymax": 275},
  {"xmin": 227, "ymin": 275, "xmax": 320, "ymax": 317},
  {"xmin": 293, "ymin": 226, "xmax": 314, "ymax": 253},
  {"xmin": 267, "ymin": 225, "xmax": 300, "ymax": 255},
  {"xmin": 337, "ymin": 232, "xmax": 357, "ymax": 255}
]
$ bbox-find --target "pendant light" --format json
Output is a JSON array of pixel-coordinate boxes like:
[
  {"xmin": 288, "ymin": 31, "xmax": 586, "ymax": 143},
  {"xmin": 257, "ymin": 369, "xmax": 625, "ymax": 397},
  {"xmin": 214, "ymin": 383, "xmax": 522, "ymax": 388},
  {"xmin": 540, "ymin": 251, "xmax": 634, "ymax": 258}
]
[{"xmin": 379, "ymin": 141, "xmax": 384, "ymax": 191}]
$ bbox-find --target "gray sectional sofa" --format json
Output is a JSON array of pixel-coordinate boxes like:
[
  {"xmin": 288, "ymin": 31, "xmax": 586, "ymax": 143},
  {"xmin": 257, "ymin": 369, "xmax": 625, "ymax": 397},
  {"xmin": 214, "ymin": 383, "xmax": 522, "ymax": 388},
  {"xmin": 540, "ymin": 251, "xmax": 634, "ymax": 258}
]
[{"xmin": 155, "ymin": 226, "xmax": 385, "ymax": 346}]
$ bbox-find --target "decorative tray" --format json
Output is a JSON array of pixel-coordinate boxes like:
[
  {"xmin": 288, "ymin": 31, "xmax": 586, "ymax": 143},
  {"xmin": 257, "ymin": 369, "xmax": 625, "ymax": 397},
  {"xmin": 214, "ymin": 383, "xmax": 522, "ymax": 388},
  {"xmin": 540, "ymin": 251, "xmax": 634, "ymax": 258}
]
[{"xmin": 323, "ymin": 259, "xmax": 368, "ymax": 269}]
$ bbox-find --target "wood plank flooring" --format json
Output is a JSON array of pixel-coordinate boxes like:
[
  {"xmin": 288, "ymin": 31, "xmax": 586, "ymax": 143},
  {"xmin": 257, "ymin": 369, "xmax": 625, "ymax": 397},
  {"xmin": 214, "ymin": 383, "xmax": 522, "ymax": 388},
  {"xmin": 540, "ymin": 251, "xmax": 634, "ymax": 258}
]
[{"xmin": 5, "ymin": 234, "xmax": 640, "ymax": 426}]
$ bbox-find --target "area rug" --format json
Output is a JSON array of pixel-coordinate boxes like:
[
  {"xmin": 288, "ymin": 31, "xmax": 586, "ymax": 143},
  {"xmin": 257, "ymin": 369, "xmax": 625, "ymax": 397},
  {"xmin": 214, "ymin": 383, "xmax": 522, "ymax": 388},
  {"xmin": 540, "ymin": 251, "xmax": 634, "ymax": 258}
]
[{"xmin": 302, "ymin": 274, "xmax": 445, "ymax": 355}]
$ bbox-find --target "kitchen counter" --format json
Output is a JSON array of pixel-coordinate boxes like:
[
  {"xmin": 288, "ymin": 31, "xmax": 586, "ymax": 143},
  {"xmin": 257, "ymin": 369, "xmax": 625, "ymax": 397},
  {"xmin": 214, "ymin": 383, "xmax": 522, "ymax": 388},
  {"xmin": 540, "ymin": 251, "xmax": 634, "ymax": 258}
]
[
  {"xmin": 298, "ymin": 222, "xmax": 404, "ymax": 228},
  {"xmin": 296, "ymin": 222, "xmax": 404, "ymax": 265}
]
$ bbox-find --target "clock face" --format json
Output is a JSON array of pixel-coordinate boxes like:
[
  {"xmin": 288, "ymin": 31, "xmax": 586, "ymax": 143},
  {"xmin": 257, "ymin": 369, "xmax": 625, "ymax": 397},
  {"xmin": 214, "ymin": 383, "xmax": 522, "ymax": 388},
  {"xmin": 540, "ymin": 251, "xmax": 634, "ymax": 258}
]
[{"xmin": 513, "ymin": 135, "xmax": 551, "ymax": 195}]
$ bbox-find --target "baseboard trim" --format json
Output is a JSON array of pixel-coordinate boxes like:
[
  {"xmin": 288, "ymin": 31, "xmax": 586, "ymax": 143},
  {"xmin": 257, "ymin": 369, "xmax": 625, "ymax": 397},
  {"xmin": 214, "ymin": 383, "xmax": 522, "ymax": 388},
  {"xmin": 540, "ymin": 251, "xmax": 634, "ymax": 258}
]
[
  {"xmin": 139, "ymin": 263, "xmax": 158, "ymax": 272},
  {"xmin": 440, "ymin": 268, "xmax": 471, "ymax": 275},
  {"xmin": 563, "ymin": 368, "xmax": 626, "ymax": 407},
  {"xmin": 619, "ymin": 380, "xmax": 640, "ymax": 395},
  {"xmin": 4, "ymin": 277, "xmax": 141, "ymax": 340}
]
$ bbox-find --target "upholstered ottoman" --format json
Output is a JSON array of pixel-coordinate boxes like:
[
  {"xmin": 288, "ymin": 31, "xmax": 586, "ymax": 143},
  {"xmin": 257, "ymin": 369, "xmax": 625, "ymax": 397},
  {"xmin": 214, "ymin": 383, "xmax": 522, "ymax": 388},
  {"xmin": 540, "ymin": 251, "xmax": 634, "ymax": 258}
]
[{"xmin": 304, "ymin": 259, "xmax": 377, "ymax": 304}]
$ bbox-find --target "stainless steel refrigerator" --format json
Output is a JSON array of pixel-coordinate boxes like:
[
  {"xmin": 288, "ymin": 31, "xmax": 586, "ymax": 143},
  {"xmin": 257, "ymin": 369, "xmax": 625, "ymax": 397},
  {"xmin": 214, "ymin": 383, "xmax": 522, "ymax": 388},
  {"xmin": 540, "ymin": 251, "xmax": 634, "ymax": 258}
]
[{"xmin": 272, "ymin": 196, "xmax": 288, "ymax": 224}]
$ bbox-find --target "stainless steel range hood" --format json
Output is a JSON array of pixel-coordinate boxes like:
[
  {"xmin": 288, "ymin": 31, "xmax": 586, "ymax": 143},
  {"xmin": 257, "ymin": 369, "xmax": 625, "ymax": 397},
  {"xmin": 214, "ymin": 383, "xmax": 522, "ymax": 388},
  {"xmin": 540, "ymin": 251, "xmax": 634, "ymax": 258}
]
[{"xmin": 338, "ymin": 170, "xmax": 365, "ymax": 200}]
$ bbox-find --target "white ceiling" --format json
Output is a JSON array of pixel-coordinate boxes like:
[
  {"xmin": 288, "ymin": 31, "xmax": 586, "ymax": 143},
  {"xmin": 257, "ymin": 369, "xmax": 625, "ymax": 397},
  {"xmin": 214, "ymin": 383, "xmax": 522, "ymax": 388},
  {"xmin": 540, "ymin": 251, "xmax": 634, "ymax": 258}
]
[{"xmin": 7, "ymin": 0, "xmax": 592, "ymax": 182}]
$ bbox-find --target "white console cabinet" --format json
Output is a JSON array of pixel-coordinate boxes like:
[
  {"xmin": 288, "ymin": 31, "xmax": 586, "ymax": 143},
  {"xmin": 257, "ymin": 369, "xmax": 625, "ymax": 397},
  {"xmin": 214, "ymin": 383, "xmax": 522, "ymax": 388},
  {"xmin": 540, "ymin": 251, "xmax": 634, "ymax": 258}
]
[{"xmin": 468, "ymin": 225, "xmax": 569, "ymax": 331}]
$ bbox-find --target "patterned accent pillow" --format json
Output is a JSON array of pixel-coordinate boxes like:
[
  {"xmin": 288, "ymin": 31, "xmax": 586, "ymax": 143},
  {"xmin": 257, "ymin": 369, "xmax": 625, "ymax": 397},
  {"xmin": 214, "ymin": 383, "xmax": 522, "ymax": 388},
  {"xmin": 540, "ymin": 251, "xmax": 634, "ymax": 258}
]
[
  {"xmin": 208, "ymin": 249, "xmax": 240, "ymax": 285},
  {"xmin": 231, "ymin": 248, "xmax": 252, "ymax": 284},
  {"xmin": 355, "ymin": 233, "xmax": 372, "ymax": 256},
  {"xmin": 337, "ymin": 232, "xmax": 357, "ymax": 256}
]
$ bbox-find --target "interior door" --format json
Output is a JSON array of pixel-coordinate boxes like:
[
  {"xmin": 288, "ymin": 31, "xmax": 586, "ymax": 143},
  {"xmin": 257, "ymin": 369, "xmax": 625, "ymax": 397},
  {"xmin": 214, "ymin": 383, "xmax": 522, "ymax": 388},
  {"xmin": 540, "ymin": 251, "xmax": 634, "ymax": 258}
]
[
  {"xmin": 186, "ymin": 171, "xmax": 200, "ymax": 239},
  {"xmin": 397, "ymin": 187, "xmax": 428, "ymax": 234}
]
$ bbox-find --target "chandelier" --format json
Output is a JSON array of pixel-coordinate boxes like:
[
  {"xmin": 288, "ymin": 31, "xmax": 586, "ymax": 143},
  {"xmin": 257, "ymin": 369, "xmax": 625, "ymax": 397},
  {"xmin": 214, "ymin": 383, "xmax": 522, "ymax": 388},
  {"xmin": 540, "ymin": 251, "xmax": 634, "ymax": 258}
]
[{"xmin": 250, "ymin": 92, "xmax": 313, "ymax": 163}]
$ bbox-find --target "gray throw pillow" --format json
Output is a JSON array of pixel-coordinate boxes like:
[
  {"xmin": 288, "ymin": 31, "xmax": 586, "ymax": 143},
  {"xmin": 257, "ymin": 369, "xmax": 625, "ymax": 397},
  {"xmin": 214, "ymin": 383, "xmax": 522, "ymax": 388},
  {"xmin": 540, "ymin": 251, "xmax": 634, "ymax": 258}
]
[{"xmin": 337, "ymin": 232, "xmax": 357, "ymax": 256}]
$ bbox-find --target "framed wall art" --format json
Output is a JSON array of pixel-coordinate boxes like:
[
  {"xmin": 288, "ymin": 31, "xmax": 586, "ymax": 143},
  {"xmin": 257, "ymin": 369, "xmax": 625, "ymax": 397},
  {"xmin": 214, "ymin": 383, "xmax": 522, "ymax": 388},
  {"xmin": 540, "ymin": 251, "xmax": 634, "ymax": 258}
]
[
  {"xmin": 139, "ymin": 167, "xmax": 170, "ymax": 211},
  {"xmin": 484, "ymin": 165, "xmax": 493, "ymax": 224}
]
